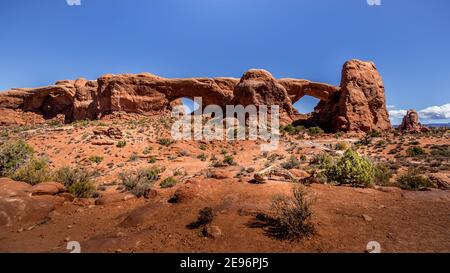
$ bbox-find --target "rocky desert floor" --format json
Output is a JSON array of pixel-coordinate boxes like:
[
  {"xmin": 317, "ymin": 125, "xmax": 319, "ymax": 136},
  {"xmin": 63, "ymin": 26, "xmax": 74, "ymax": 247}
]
[{"xmin": 0, "ymin": 113, "xmax": 449, "ymax": 253}]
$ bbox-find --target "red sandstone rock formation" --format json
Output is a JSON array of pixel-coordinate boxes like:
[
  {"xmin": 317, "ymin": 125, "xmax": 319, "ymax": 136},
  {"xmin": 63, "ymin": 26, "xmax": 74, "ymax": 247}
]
[
  {"xmin": 311, "ymin": 60, "xmax": 391, "ymax": 132},
  {"xmin": 0, "ymin": 59, "xmax": 392, "ymax": 132},
  {"xmin": 398, "ymin": 110, "xmax": 430, "ymax": 133}
]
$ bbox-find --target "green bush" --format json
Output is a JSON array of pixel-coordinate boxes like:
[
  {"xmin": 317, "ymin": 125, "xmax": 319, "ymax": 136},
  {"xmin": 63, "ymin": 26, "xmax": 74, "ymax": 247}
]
[
  {"xmin": 120, "ymin": 167, "xmax": 162, "ymax": 197},
  {"xmin": 0, "ymin": 140, "xmax": 34, "ymax": 176},
  {"xmin": 368, "ymin": 129, "xmax": 381, "ymax": 138},
  {"xmin": 307, "ymin": 127, "xmax": 324, "ymax": 136},
  {"xmin": 55, "ymin": 166, "xmax": 95, "ymax": 198},
  {"xmin": 197, "ymin": 153, "xmax": 208, "ymax": 161},
  {"xmin": 89, "ymin": 155, "xmax": 104, "ymax": 163},
  {"xmin": 11, "ymin": 158, "xmax": 52, "ymax": 185},
  {"xmin": 223, "ymin": 155, "xmax": 235, "ymax": 166},
  {"xmin": 335, "ymin": 142, "xmax": 349, "ymax": 151},
  {"xmin": 325, "ymin": 149, "xmax": 375, "ymax": 187},
  {"xmin": 373, "ymin": 163, "xmax": 392, "ymax": 186},
  {"xmin": 68, "ymin": 180, "xmax": 95, "ymax": 198},
  {"xmin": 397, "ymin": 169, "xmax": 433, "ymax": 190},
  {"xmin": 310, "ymin": 153, "xmax": 333, "ymax": 169},
  {"xmin": 148, "ymin": 156, "xmax": 157, "ymax": 164},
  {"xmin": 160, "ymin": 177, "xmax": 178, "ymax": 189},
  {"xmin": 157, "ymin": 138, "xmax": 174, "ymax": 147},
  {"xmin": 116, "ymin": 140, "xmax": 127, "ymax": 148},
  {"xmin": 281, "ymin": 125, "xmax": 305, "ymax": 135},
  {"xmin": 407, "ymin": 146, "xmax": 425, "ymax": 157}
]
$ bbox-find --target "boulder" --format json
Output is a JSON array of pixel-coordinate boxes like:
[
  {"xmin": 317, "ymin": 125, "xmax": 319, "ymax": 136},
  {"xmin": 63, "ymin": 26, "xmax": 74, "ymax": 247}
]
[
  {"xmin": 428, "ymin": 173, "xmax": 450, "ymax": 190},
  {"xmin": 27, "ymin": 182, "xmax": 66, "ymax": 196},
  {"xmin": 0, "ymin": 178, "xmax": 64, "ymax": 228}
]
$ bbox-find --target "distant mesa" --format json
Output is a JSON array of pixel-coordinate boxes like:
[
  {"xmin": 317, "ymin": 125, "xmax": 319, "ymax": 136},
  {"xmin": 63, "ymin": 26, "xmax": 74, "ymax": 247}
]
[{"xmin": 0, "ymin": 59, "xmax": 392, "ymax": 132}]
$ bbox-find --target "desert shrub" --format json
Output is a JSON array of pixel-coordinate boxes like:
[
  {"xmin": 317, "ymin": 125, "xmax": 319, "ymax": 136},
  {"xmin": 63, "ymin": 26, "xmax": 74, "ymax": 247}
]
[
  {"xmin": 397, "ymin": 169, "xmax": 433, "ymax": 190},
  {"xmin": 89, "ymin": 155, "xmax": 103, "ymax": 163},
  {"xmin": 254, "ymin": 185, "xmax": 314, "ymax": 240},
  {"xmin": 373, "ymin": 163, "xmax": 392, "ymax": 186},
  {"xmin": 281, "ymin": 125, "xmax": 304, "ymax": 135},
  {"xmin": 67, "ymin": 180, "xmax": 95, "ymax": 198},
  {"xmin": 55, "ymin": 166, "xmax": 95, "ymax": 198},
  {"xmin": 129, "ymin": 152, "xmax": 139, "ymax": 162},
  {"xmin": 148, "ymin": 156, "xmax": 157, "ymax": 164},
  {"xmin": 407, "ymin": 146, "xmax": 425, "ymax": 157},
  {"xmin": 160, "ymin": 177, "xmax": 178, "ymax": 188},
  {"xmin": 143, "ymin": 146, "xmax": 153, "ymax": 154},
  {"xmin": 197, "ymin": 153, "xmax": 208, "ymax": 161},
  {"xmin": 357, "ymin": 135, "xmax": 372, "ymax": 146},
  {"xmin": 431, "ymin": 145, "xmax": 450, "ymax": 157},
  {"xmin": 0, "ymin": 140, "xmax": 34, "ymax": 176},
  {"xmin": 116, "ymin": 140, "xmax": 127, "ymax": 148},
  {"xmin": 223, "ymin": 155, "xmax": 235, "ymax": 166},
  {"xmin": 368, "ymin": 129, "xmax": 381, "ymax": 138},
  {"xmin": 335, "ymin": 142, "xmax": 349, "ymax": 151},
  {"xmin": 120, "ymin": 167, "xmax": 162, "ymax": 197},
  {"xmin": 157, "ymin": 138, "xmax": 174, "ymax": 147},
  {"xmin": 325, "ymin": 149, "xmax": 375, "ymax": 187},
  {"xmin": 186, "ymin": 207, "xmax": 214, "ymax": 229},
  {"xmin": 307, "ymin": 126, "xmax": 324, "ymax": 136},
  {"xmin": 11, "ymin": 158, "xmax": 52, "ymax": 185},
  {"xmin": 310, "ymin": 153, "xmax": 333, "ymax": 169},
  {"xmin": 199, "ymin": 144, "xmax": 207, "ymax": 151},
  {"xmin": 281, "ymin": 156, "xmax": 300, "ymax": 170}
]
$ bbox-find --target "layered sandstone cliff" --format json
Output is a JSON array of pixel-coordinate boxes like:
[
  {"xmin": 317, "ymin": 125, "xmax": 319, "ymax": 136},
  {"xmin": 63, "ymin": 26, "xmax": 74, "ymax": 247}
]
[{"xmin": 0, "ymin": 59, "xmax": 392, "ymax": 132}]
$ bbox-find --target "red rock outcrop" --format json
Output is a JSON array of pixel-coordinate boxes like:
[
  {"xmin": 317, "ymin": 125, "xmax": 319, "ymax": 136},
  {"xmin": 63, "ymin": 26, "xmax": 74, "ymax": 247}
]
[
  {"xmin": 310, "ymin": 60, "xmax": 391, "ymax": 132},
  {"xmin": 0, "ymin": 59, "xmax": 392, "ymax": 132},
  {"xmin": 398, "ymin": 110, "xmax": 429, "ymax": 133}
]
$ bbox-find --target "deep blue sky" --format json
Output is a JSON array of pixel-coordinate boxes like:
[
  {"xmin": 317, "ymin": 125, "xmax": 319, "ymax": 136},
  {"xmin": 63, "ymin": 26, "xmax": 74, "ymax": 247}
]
[{"xmin": 0, "ymin": 0, "xmax": 449, "ymax": 124}]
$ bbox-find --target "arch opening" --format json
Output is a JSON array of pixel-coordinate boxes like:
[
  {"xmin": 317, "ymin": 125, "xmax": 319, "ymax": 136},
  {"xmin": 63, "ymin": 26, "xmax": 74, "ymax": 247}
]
[{"xmin": 293, "ymin": 95, "xmax": 321, "ymax": 115}]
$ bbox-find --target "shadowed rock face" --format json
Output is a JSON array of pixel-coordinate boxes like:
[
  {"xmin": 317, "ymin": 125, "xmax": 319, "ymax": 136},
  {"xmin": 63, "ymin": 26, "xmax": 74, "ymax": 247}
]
[{"xmin": 0, "ymin": 59, "xmax": 392, "ymax": 132}]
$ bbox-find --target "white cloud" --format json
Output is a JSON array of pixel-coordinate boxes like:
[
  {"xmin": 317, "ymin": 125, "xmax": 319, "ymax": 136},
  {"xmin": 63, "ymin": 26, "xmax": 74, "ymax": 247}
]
[
  {"xmin": 419, "ymin": 103, "xmax": 450, "ymax": 120},
  {"xmin": 388, "ymin": 103, "xmax": 450, "ymax": 122},
  {"xmin": 388, "ymin": 109, "xmax": 407, "ymax": 119}
]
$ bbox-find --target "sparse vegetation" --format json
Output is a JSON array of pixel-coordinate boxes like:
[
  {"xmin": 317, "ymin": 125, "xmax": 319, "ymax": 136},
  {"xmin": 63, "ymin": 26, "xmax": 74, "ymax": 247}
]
[
  {"xmin": 89, "ymin": 155, "xmax": 104, "ymax": 163},
  {"xmin": 281, "ymin": 156, "xmax": 300, "ymax": 170},
  {"xmin": 407, "ymin": 146, "xmax": 425, "ymax": 157},
  {"xmin": 0, "ymin": 140, "xmax": 34, "ymax": 176},
  {"xmin": 116, "ymin": 140, "xmax": 127, "ymax": 148},
  {"xmin": 148, "ymin": 156, "xmax": 157, "ymax": 164},
  {"xmin": 55, "ymin": 166, "xmax": 95, "ymax": 198},
  {"xmin": 11, "ymin": 158, "xmax": 52, "ymax": 185},
  {"xmin": 120, "ymin": 167, "xmax": 163, "ymax": 197},
  {"xmin": 223, "ymin": 155, "xmax": 235, "ymax": 166},
  {"xmin": 373, "ymin": 163, "xmax": 392, "ymax": 186},
  {"xmin": 397, "ymin": 169, "xmax": 433, "ymax": 190},
  {"xmin": 251, "ymin": 185, "xmax": 314, "ymax": 241},
  {"xmin": 186, "ymin": 207, "xmax": 214, "ymax": 229},
  {"xmin": 307, "ymin": 126, "xmax": 324, "ymax": 136},
  {"xmin": 157, "ymin": 138, "xmax": 174, "ymax": 147},
  {"xmin": 160, "ymin": 177, "xmax": 178, "ymax": 188},
  {"xmin": 335, "ymin": 142, "xmax": 349, "ymax": 151}
]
